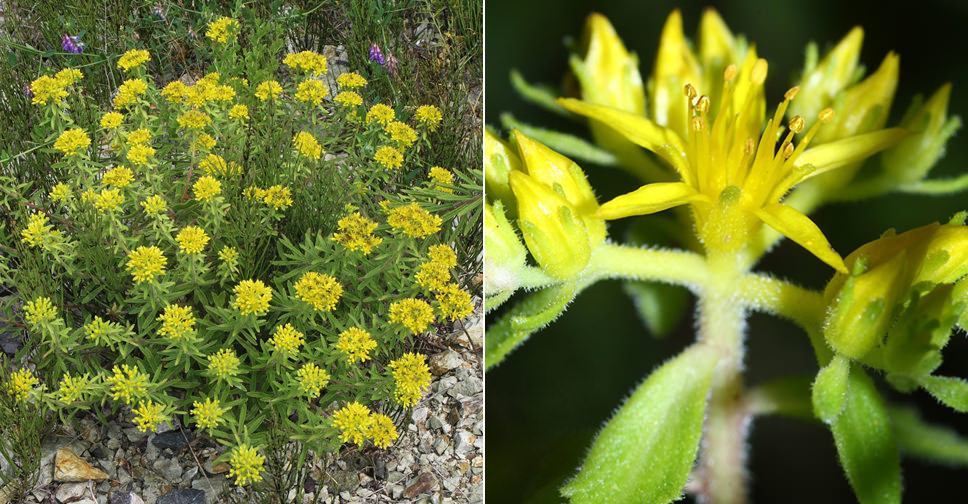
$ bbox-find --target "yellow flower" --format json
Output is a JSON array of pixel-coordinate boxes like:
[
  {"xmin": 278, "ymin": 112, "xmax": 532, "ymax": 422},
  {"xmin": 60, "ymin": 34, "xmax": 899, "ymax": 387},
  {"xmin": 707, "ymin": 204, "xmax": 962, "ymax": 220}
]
[
  {"xmin": 428, "ymin": 244, "xmax": 457, "ymax": 268},
  {"xmin": 199, "ymin": 154, "xmax": 226, "ymax": 175},
  {"xmin": 228, "ymin": 444, "xmax": 265, "ymax": 486},
  {"xmin": 283, "ymin": 51, "xmax": 328, "ymax": 75},
  {"xmin": 435, "ymin": 283, "xmax": 474, "ymax": 321},
  {"xmin": 414, "ymin": 105, "xmax": 443, "ymax": 131},
  {"xmin": 293, "ymin": 272, "xmax": 343, "ymax": 312},
  {"xmin": 294, "ymin": 79, "xmax": 328, "ymax": 105},
  {"xmin": 232, "ymin": 279, "xmax": 272, "ymax": 315},
  {"xmin": 334, "ymin": 90, "xmax": 363, "ymax": 108},
  {"xmin": 262, "ymin": 185, "xmax": 293, "ymax": 210},
  {"xmin": 365, "ymin": 414, "xmax": 399, "ymax": 449},
  {"xmin": 366, "ymin": 103, "xmax": 395, "ymax": 125},
  {"xmin": 296, "ymin": 362, "xmax": 330, "ymax": 399},
  {"xmin": 29, "ymin": 75, "xmax": 69, "ymax": 105},
  {"xmin": 387, "ymin": 203, "xmax": 443, "ymax": 238},
  {"xmin": 191, "ymin": 397, "xmax": 226, "ymax": 431},
  {"xmin": 332, "ymin": 402, "xmax": 373, "ymax": 447},
  {"xmin": 117, "ymin": 49, "xmax": 150, "ymax": 72},
  {"xmin": 177, "ymin": 110, "xmax": 212, "ymax": 129},
  {"xmin": 21, "ymin": 214, "xmax": 57, "ymax": 248},
  {"xmin": 374, "ymin": 145, "xmax": 404, "ymax": 169},
  {"xmin": 126, "ymin": 128, "xmax": 151, "ymax": 145},
  {"xmin": 385, "ymin": 121, "xmax": 417, "ymax": 149},
  {"xmin": 57, "ymin": 372, "xmax": 89, "ymax": 403},
  {"xmin": 7, "ymin": 368, "xmax": 38, "ymax": 401},
  {"xmin": 24, "ymin": 296, "xmax": 57, "ymax": 326},
  {"xmin": 157, "ymin": 304, "xmax": 196, "ymax": 340},
  {"xmin": 208, "ymin": 348, "xmax": 241, "ymax": 379},
  {"xmin": 336, "ymin": 327, "xmax": 378, "ymax": 364},
  {"xmin": 54, "ymin": 68, "xmax": 83, "ymax": 87},
  {"xmin": 133, "ymin": 400, "xmax": 166, "ymax": 433},
  {"xmin": 126, "ymin": 246, "xmax": 167, "ymax": 284},
  {"xmin": 229, "ymin": 104, "xmax": 249, "ymax": 121},
  {"xmin": 103, "ymin": 166, "xmax": 134, "ymax": 187},
  {"xmin": 141, "ymin": 195, "xmax": 167, "ymax": 216},
  {"xmin": 429, "ymin": 166, "xmax": 454, "ymax": 193},
  {"xmin": 105, "ymin": 364, "xmax": 149, "ymax": 405},
  {"xmin": 194, "ymin": 133, "xmax": 217, "ymax": 151},
  {"xmin": 389, "ymin": 352, "xmax": 432, "ymax": 407},
  {"xmin": 175, "ymin": 226, "xmax": 209, "ymax": 255},
  {"xmin": 161, "ymin": 80, "xmax": 189, "ymax": 102},
  {"xmin": 255, "ymin": 80, "xmax": 283, "ymax": 101},
  {"xmin": 51, "ymin": 183, "xmax": 71, "ymax": 202},
  {"xmin": 126, "ymin": 144, "xmax": 155, "ymax": 166},
  {"xmin": 113, "ymin": 79, "xmax": 147, "ymax": 109},
  {"xmin": 100, "ymin": 112, "xmax": 124, "ymax": 129},
  {"xmin": 218, "ymin": 246, "xmax": 239, "ymax": 265},
  {"xmin": 193, "ymin": 176, "xmax": 222, "ymax": 201},
  {"xmin": 293, "ymin": 131, "xmax": 322, "ymax": 160},
  {"xmin": 54, "ymin": 128, "xmax": 91, "ymax": 156},
  {"xmin": 332, "ymin": 212, "xmax": 383, "ymax": 255},
  {"xmin": 94, "ymin": 188, "xmax": 125, "ymax": 212},
  {"xmin": 83, "ymin": 316, "xmax": 119, "ymax": 345},
  {"xmin": 269, "ymin": 323, "xmax": 305, "ymax": 356},
  {"xmin": 336, "ymin": 72, "xmax": 367, "ymax": 88},
  {"xmin": 206, "ymin": 17, "xmax": 240, "ymax": 44},
  {"xmin": 389, "ymin": 298, "xmax": 435, "ymax": 335},
  {"xmin": 416, "ymin": 261, "xmax": 451, "ymax": 292}
]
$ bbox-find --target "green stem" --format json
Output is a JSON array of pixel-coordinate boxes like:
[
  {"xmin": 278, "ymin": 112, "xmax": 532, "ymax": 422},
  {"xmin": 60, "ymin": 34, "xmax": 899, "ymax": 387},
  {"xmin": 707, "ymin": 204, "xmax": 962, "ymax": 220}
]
[
  {"xmin": 584, "ymin": 242, "xmax": 709, "ymax": 290},
  {"xmin": 736, "ymin": 273, "xmax": 831, "ymax": 363}
]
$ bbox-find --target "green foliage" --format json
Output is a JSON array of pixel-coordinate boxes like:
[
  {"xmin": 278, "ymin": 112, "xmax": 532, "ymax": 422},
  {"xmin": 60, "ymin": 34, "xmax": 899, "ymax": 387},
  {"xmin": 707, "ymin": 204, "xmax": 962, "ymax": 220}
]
[
  {"xmin": 0, "ymin": 360, "xmax": 51, "ymax": 503},
  {"xmin": 812, "ymin": 354, "xmax": 851, "ymax": 424},
  {"xmin": 484, "ymin": 281, "xmax": 576, "ymax": 369},
  {"xmin": 560, "ymin": 344, "xmax": 719, "ymax": 504},
  {"xmin": 889, "ymin": 405, "xmax": 968, "ymax": 466},
  {"xmin": 918, "ymin": 375, "xmax": 968, "ymax": 412}
]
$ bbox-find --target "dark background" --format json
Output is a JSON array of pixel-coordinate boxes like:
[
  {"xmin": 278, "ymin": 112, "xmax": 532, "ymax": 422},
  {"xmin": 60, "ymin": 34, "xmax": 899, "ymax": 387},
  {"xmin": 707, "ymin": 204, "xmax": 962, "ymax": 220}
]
[{"xmin": 485, "ymin": 0, "xmax": 968, "ymax": 502}]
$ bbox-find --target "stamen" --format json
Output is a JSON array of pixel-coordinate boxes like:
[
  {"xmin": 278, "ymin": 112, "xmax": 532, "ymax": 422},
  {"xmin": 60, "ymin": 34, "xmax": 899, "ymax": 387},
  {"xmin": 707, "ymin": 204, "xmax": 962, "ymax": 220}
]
[
  {"xmin": 684, "ymin": 83, "xmax": 697, "ymax": 100},
  {"xmin": 692, "ymin": 116, "xmax": 706, "ymax": 132},
  {"xmin": 789, "ymin": 115, "xmax": 805, "ymax": 134},
  {"xmin": 696, "ymin": 95, "xmax": 711, "ymax": 114},
  {"xmin": 819, "ymin": 108, "xmax": 835, "ymax": 123},
  {"xmin": 751, "ymin": 59, "xmax": 768, "ymax": 85},
  {"xmin": 723, "ymin": 64, "xmax": 738, "ymax": 83},
  {"xmin": 784, "ymin": 86, "xmax": 800, "ymax": 101},
  {"xmin": 782, "ymin": 142, "xmax": 795, "ymax": 159}
]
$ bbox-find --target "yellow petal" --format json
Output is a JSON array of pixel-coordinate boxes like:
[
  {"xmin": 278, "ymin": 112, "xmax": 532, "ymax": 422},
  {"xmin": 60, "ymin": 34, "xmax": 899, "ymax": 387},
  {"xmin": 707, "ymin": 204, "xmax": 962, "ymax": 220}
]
[
  {"xmin": 485, "ymin": 129, "xmax": 522, "ymax": 206},
  {"xmin": 698, "ymin": 9, "xmax": 736, "ymax": 69},
  {"xmin": 557, "ymin": 98, "xmax": 692, "ymax": 183},
  {"xmin": 793, "ymin": 128, "xmax": 909, "ymax": 183},
  {"xmin": 597, "ymin": 182, "xmax": 706, "ymax": 220},
  {"xmin": 789, "ymin": 27, "xmax": 864, "ymax": 127},
  {"xmin": 652, "ymin": 9, "xmax": 701, "ymax": 138},
  {"xmin": 572, "ymin": 13, "xmax": 646, "ymax": 115},
  {"xmin": 754, "ymin": 203, "xmax": 847, "ymax": 273},
  {"xmin": 824, "ymin": 52, "xmax": 899, "ymax": 141}
]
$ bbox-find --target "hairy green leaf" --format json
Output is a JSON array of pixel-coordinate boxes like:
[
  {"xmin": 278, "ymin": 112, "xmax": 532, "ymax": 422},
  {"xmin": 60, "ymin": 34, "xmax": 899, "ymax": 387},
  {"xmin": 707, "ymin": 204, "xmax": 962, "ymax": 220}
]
[
  {"xmin": 920, "ymin": 375, "xmax": 968, "ymax": 412},
  {"xmin": 485, "ymin": 281, "xmax": 577, "ymax": 370},
  {"xmin": 813, "ymin": 354, "xmax": 851, "ymax": 423},
  {"xmin": 561, "ymin": 344, "xmax": 719, "ymax": 504},
  {"xmin": 890, "ymin": 405, "xmax": 968, "ymax": 466}
]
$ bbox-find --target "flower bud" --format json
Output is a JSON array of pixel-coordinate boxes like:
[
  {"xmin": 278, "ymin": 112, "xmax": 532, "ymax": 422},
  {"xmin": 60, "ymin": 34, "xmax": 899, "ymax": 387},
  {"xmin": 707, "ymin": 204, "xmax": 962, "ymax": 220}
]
[
  {"xmin": 570, "ymin": 13, "xmax": 645, "ymax": 117},
  {"xmin": 650, "ymin": 10, "xmax": 701, "ymax": 139},
  {"xmin": 881, "ymin": 284, "xmax": 959, "ymax": 382},
  {"xmin": 882, "ymin": 84, "xmax": 962, "ymax": 184},
  {"xmin": 485, "ymin": 129, "xmax": 522, "ymax": 209},
  {"xmin": 789, "ymin": 27, "xmax": 864, "ymax": 131},
  {"xmin": 509, "ymin": 171, "xmax": 591, "ymax": 279},
  {"xmin": 484, "ymin": 201, "xmax": 528, "ymax": 298}
]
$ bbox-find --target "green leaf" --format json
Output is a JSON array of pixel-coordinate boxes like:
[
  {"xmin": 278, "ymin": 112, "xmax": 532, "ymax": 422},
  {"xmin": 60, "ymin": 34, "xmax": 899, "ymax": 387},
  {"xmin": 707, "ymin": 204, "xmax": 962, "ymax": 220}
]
[
  {"xmin": 812, "ymin": 354, "xmax": 851, "ymax": 423},
  {"xmin": 747, "ymin": 375, "xmax": 814, "ymax": 421},
  {"xmin": 920, "ymin": 375, "xmax": 968, "ymax": 412},
  {"xmin": 623, "ymin": 280, "xmax": 690, "ymax": 338},
  {"xmin": 561, "ymin": 344, "xmax": 719, "ymax": 504},
  {"xmin": 830, "ymin": 367, "xmax": 901, "ymax": 504},
  {"xmin": 500, "ymin": 113, "xmax": 619, "ymax": 166},
  {"xmin": 889, "ymin": 405, "xmax": 968, "ymax": 466},
  {"xmin": 510, "ymin": 69, "xmax": 570, "ymax": 117},
  {"xmin": 485, "ymin": 281, "xmax": 577, "ymax": 370}
]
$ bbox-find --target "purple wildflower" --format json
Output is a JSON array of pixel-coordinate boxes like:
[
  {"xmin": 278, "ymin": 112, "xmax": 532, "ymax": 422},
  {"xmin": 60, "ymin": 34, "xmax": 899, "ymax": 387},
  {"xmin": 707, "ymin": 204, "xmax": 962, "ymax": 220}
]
[
  {"xmin": 61, "ymin": 35, "xmax": 83, "ymax": 54},
  {"xmin": 369, "ymin": 44, "xmax": 385, "ymax": 65},
  {"xmin": 386, "ymin": 51, "xmax": 398, "ymax": 78},
  {"xmin": 24, "ymin": 85, "xmax": 33, "ymax": 99}
]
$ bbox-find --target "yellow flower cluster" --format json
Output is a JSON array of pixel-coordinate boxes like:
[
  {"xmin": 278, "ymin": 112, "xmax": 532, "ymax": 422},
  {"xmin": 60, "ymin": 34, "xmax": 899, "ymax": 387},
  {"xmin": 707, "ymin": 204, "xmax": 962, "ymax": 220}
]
[
  {"xmin": 103, "ymin": 166, "xmax": 134, "ymax": 188},
  {"xmin": 113, "ymin": 78, "xmax": 147, "ymax": 109},
  {"xmin": 25, "ymin": 296, "xmax": 57, "ymax": 327},
  {"xmin": 429, "ymin": 166, "xmax": 454, "ymax": 193},
  {"xmin": 191, "ymin": 397, "xmax": 225, "ymax": 431},
  {"xmin": 367, "ymin": 414, "xmax": 399, "ymax": 449},
  {"xmin": 177, "ymin": 110, "xmax": 212, "ymax": 129},
  {"xmin": 106, "ymin": 364, "xmax": 149, "ymax": 405},
  {"xmin": 126, "ymin": 144, "xmax": 155, "ymax": 166},
  {"xmin": 336, "ymin": 327, "xmax": 378, "ymax": 364},
  {"xmin": 255, "ymin": 80, "xmax": 283, "ymax": 101},
  {"xmin": 269, "ymin": 323, "xmax": 305, "ymax": 356},
  {"xmin": 374, "ymin": 145, "xmax": 404, "ymax": 169},
  {"xmin": 83, "ymin": 316, "xmax": 119, "ymax": 345},
  {"xmin": 283, "ymin": 51, "xmax": 328, "ymax": 75},
  {"xmin": 336, "ymin": 72, "xmax": 367, "ymax": 88},
  {"xmin": 262, "ymin": 185, "xmax": 293, "ymax": 210},
  {"xmin": 117, "ymin": 49, "xmax": 150, "ymax": 72},
  {"xmin": 294, "ymin": 272, "xmax": 343, "ymax": 312},
  {"xmin": 296, "ymin": 362, "xmax": 330, "ymax": 399},
  {"xmin": 332, "ymin": 212, "xmax": 383, "ymax": 255},
  {"xmin": 193, "ymin": 176, "xmax": 222, "ymax": 201},
  {"xmin": 414, "ymin": 104, "xmax": 443, "ymax": 131},
  {"xmin": 57, "ymin": 372, "xmax": 88, "ymax": 403},
  {"xmin": 21, "ymin": 214, "xmax": 58, "ymax": 248},
  {"xmin": 416, "ymin": 261, "xmax": 451, "ymax": 292},
  {"xmin": 194, "ymin": 133, "xmax": 217, "ymax": 151},
  {"xmin": 199, "ymin": 154, "xmax": 225, "ymax": 175},
  {"xmin": 388, "ymin": 352, "xmax": 432, "ymax": 407},
  {"xmin": 387, "ymin": 203, "xmax": 443, "ymax": 238},
  {"xmin": 7, "ymin": 368, "xmax": 38, "ymax": 401},
  {"xmin": 385, "ymin": 121, "xmax": 417, "ymax": 149},
  {"xmin": 293, "ymin": 131, "xmax": 322, "ymax": 160},
  {"xmin": 218, "ymin": 246, "xmax": 239, "ymax": 265},
  {"xmin": 435, "ymin": 283, "xmax": 474, "ymax": 321},
  {"xmin": 100, "ymin": 112, "xmax": 123, "ymax": 129},
  {"xmin": 126, "ymin": 128, "xmax": 151, "ymax": 145},
  {"xmin": 366, "ymin": 104, "xmax": 395, "ymax": 125},
  {"xmin": 229, "ymin": 104, "xmax": 249, "ymax": 120},
  {"xmin": 94, "ymin": 188, "xmax": 125, "ymax": 212},
  {"xmin": 233, "ymin": 279, "xmax": 272, "ymax": 315},
  {"xmin": 51, "ymin": 183, "xmax": 71, "ymax": 202},
  {"xmin": 161, "ymin": 81, "xmax": 188, "ymax": 102},
  {"xmin": 331, "ymin": 402, "xmax": 400, "ymax": 448},
  {"xmin": 428, "ymin": 244, "xmax": 457, "ymax": 267},
  {"xmin": 208, "ymin": 348, "xmax": 241, "ymax": 379},
  {"xmin": 142, "ymin": 195, "xmax": 167, "ymax": 216},
  {"xmin": 228, "ymin": 444, "xmax": 265, "ymax": 486},
  {"xmin": 334, "ymin": 91, "xmax": 363, "ymax": 108},
  {"xmin": 157, "ymin": 304, "xmax": 196, "ymax": 340},
  {"xmin": 206, "ymin": 17, "xmax": 240, "ymax": 44},
  {"xmin": 295, "ymin": 79, "xmax": 328, "ymax": 105},
  {"xmin": 54, "ymin": 128, "xmax": 91, "ymax": 156},
  {"xmin": 133, "ymin": 400, "xmax": 166, "ymax": 433},
  {"xmin": 176, "ymin": 226, "xmax": 210, "ymax": 254},
  {"xmin": 29, "ymin": 69, "xmax": 83, "ymax": 105},
  {"xmin": 126, "ymin": 246, "xmax": 167, "ymax": 284},
  {"xmin": 389, "ymin": 298, "xmax": 435, "ymax": 335}
]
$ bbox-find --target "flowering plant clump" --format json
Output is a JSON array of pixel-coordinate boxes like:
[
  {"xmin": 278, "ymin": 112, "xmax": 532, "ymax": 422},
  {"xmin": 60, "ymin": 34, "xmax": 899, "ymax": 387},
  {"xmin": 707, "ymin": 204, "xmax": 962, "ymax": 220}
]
[
  {"xmin": 1, "ymin": 9, "xmax": 480, "ymax": 491},
  {"xmin": 488, "ymin": 9, "xmax": 967, "ymax": 504}
]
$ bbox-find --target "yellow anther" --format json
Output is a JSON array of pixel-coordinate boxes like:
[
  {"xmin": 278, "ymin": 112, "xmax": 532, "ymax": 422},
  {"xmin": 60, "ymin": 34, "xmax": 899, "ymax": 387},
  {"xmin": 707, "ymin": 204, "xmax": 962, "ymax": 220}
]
[
  {"xmin": 696, "ymin": 95, "xmax": 711, "ymax": 114},
  {"xmin": 751, "ymin": 59, "xmax": 768, "ymax": 85},
  {"xmin": 723, "ymin": 64, "xmax": 738, "ymax": 83},
  {"xmin": 782, "ymin": 142, "xmax": 795, "ymax": 159},
  {"xmin": 784, "ymin": 86, "xmax": 800, "ymax": 101},
  {"xmin": 789, "ymin": 115, "xmax": 805, "ymax": 134},
  {"xmin": 691, "ymin": 116, "xmax": 705, "ymax": 132},
  {"xmin": 819, "ymin": 107, "xmax": 836, "ymax": 123},
  {"xmin": 684, "ymin": 83, "xmax": 697, "ymax": 99},
  {"xmin": 744, "ymin": 137, "xmax": 755, "ymax": 154}
]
